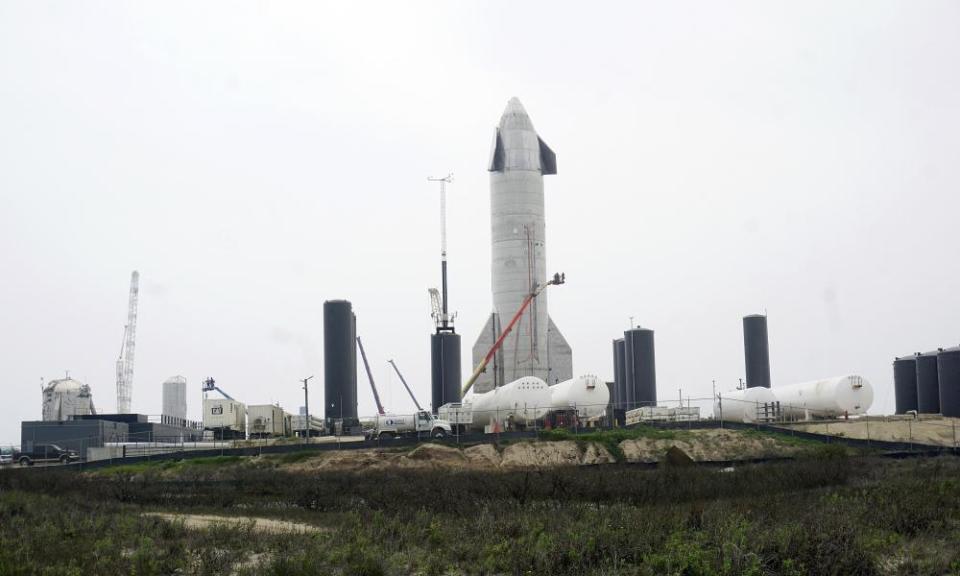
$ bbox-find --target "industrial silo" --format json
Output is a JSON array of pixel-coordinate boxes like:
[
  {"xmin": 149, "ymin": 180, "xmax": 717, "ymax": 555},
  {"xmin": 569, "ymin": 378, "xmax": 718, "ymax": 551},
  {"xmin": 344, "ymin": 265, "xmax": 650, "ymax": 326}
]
[
  {"xmin": 743, "ymin": 314, "xmax": 771, "ymax": 388},
  {"xmin": 915, "ymin": 351, "xmax": 940, "ymax": 414},
  {"xmin": 162, "ymin": 376, "xmax": 188, "ymax": 421},
  {"xmin": 431, "ymin": 332, "xmax": 461, "ymax": 413},
  {"xmin": 624, "ymin": 328, "xmax": 656, "ymax": 409},
  {"xmin": 937, "ymin": 347, "xmax": 960, "ymax": 418},
  {"xmin": 892, "ymin": 356, "xmax": 918, "ymax": 414},
  {"xmin": 324, "ymin": 300, "xmax": 358, "ymax": 430},
  {"xmin": 612, "ymin": 338, "xmax": 626, "ymax": 409}
]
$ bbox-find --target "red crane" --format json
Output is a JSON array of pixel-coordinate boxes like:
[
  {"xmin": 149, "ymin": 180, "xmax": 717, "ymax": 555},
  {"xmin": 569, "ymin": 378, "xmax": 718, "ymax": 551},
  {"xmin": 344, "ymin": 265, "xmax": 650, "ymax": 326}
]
[{"xmin": 461, "ymin": 272, "xmax": 565, "ymax": 396}]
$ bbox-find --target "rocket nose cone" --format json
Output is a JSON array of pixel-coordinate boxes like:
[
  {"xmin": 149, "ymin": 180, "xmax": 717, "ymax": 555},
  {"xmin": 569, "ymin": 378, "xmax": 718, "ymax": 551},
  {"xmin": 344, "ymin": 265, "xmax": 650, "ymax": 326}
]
[{"xmin": 499, "ymin": 97, "xmax": 534, "ymax": 131}]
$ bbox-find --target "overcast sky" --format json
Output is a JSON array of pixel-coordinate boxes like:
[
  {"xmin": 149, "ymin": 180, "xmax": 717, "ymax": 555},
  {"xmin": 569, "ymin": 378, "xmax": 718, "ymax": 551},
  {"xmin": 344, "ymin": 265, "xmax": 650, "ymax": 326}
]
[{"xmin": 2, "ymin": 1, "xmax": 959, "ymax": 443}]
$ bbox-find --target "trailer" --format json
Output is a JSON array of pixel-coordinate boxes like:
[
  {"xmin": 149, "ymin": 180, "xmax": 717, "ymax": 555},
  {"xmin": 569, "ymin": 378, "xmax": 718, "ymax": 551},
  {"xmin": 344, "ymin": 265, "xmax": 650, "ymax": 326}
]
[
  {"xmin": 202, "ymin": 398, "xmax": 246, "ymax": 439},
  {"xmin": 291, "ymin": 414, "xmax": 323, "ymax": 437},
  {"xmin": 247, "ymin": 404, "xmax": 289, "ymax": 438}
]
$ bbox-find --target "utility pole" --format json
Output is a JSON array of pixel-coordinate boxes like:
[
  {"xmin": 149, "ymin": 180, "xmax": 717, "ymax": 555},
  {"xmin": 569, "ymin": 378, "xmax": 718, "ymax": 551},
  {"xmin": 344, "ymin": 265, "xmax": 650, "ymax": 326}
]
[{"xmin": 301, "ymin": 375, "xmax": 313, "ymax": 443}]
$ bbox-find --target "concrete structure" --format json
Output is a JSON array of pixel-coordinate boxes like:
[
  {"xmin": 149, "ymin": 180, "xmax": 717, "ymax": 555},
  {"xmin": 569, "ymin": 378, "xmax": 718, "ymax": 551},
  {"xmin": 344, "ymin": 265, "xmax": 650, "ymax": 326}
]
[
  {"xmin": 42, "ymin": 378, "xmax": 96, "ymax": 421},
  {"xmin": 472, "ymin": 98, "xmax": 572, "ymax": 392},
  {"xmin": 162, "ymin": 376, "xmax": 188, "ymax": 421}
]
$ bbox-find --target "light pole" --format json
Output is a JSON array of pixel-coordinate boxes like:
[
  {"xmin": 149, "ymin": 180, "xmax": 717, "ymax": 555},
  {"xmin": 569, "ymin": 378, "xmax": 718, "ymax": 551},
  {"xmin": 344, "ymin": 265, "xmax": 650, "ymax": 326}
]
[{"xmin": 301, "ymin": 376, "xmax": 313, "ymax": 443}]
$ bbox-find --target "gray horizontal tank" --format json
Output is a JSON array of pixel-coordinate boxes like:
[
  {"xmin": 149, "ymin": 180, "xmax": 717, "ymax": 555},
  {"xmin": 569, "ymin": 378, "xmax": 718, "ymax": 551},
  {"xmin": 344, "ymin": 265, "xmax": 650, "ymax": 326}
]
[
  {"xmin": 624, "ymin": 328, "xmax": 656, "ymax": 409},
  {"xmin": 743, "ymin": 314, "xmax": 771, "ymax": 389},
  {"xmin": 915, "ymin": 351, "xmax": 940, "ymax": 414},
  {"xmin": 892, "ymin": 356, "xmax": 918, "ymax": 414},
  {"xmin": 324, "ymin": 300, "xmax": 358, "ymax": 429},
  {"xmin": 938, "ymin": 347, "xmax": 960, "ymax": 418}
]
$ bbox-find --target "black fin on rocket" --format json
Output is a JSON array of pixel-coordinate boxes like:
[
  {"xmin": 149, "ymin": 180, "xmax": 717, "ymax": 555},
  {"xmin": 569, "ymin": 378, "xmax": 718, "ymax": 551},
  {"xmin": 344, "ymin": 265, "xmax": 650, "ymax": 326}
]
[
  {"xmin": 488, "ymin": 128, "xmax": 504, "ymax": 172},
  {"xmin": 538, "ymin": 137, "xmax": 557, "ymax": 175}
]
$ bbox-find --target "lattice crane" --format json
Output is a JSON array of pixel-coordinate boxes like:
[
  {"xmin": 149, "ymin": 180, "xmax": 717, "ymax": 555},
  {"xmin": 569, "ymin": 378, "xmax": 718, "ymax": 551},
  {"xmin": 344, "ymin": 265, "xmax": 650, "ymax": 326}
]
[{"xmin": 115, "ymin": 270, "xmax": 139, "ymax": 413}]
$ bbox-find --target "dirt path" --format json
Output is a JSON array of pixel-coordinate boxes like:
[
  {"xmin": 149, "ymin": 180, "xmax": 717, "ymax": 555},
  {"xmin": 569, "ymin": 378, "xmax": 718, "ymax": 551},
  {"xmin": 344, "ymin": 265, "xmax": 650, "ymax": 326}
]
[{"xmin": 145, "ymin": 512, "xmax": 326, "ymax": 534}]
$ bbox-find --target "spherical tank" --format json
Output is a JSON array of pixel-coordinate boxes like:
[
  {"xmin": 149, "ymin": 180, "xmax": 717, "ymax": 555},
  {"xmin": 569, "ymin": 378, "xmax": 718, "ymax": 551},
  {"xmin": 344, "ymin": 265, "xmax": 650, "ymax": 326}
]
[
  {"xmin": 550, "ymin": 375, "xmax": 610, "ymax": 419},
  {"xmin": 713, "ymin": 386, "xmax": 777, "ymax": 422},
  {"xmin": 466, "ymin": 376, "xmax": 551, "ymax": 428},
  {"xmin": 776, "ymin": 375, "xmax": 873, "ymax": 419}
]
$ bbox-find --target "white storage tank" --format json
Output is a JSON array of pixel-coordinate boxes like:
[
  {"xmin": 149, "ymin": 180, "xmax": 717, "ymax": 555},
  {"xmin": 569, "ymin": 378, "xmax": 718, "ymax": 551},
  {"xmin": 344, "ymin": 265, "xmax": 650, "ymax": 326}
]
[
  {"xmin": 776, "ymin": 375, "xmax": 873, "ymax": 419},
  {"xmin": 247, "ymin": 404, "xmax": 288, "ymax": 437},
  {"xmin": 162, "ymin": 376, "xmax": 188, "ymax": 421},
  {"xmin": 202, "ymin": 398, "xmax": 246, "ymax": 437},
  {"xmin": 464, "ymin": 376, "xmax": 552, "ymax": 430},
  {"xmin": 42, "ymin": 378, "xmax": 96, "ymax": 421},
  {"xmin": 549, "ymin": 375, "xmax": 610, "ymax": 419},
  {"xmin": 714, "ymin": 386, "xmax": 778, "ymax": 422}
]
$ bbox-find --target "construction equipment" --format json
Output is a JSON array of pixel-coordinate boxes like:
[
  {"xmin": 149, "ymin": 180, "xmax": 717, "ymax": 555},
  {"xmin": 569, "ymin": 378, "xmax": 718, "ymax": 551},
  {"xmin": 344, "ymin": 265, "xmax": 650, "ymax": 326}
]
[
  {"xmin": 388, "ymin": 359, "xmax": 423, "ymax": 411},
  {"xmin": 427, "ymin": 173, "xmax": 455, "ymax": 332},
  {"xmin": 462, "ymin": 272, "xmax": 566, "ymax": 396},
  {"xmin": 357, "ymin": 337, "xmax": 385, "ymax": 415},
  {"xmin": 115, "ymin": 271, "xmax": 139, "ymax": 413},
  {"xmin": 201, "ymin": 377, "xmax": 234, "ymax": 401}
]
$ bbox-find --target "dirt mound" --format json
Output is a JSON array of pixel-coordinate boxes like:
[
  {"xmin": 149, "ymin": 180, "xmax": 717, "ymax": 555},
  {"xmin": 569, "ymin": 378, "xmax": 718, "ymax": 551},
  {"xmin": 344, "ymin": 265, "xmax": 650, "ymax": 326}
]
[
  {"xmin": 398, "ymin": 444, "xmax": 468, "ymax": 468},
  {"xmin": 464, "ymin": 444, "xmax": 502, "ymax": 467},
  {"xmin": 619, "ymin": 429, "xmax": 801, "ymax": 463}
]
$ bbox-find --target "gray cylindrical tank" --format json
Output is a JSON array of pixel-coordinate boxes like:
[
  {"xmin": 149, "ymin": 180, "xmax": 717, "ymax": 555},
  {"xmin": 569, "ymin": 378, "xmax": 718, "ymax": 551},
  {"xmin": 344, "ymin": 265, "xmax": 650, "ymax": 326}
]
[
  {"xmin": 743, "ymin": 314, "xmax": 771, "ymax": 388},
  {"xmin": 324, "ymin": 300, "xmax": 358, "ymax": 427},
  {"xmin": 431, "ymin": 332, "xmax": 462, "ymax": 413},
  {"xmin": 892, "ymin": 356, "xmax": 918, "ymax": 414},
  {"xmin": 612, "ymin": 338, "xmax": 626, "ymax": 409},
  {"xmin": 937, "ymin": 347, "xmax": 960, "ymax": 418},
  {"xmin": 624, "ymin": 328, "xmax": 656, "ymax": 409},
  {"xmin": 915, "ymin": 351, "xmax": 940, "ymax": 414}
]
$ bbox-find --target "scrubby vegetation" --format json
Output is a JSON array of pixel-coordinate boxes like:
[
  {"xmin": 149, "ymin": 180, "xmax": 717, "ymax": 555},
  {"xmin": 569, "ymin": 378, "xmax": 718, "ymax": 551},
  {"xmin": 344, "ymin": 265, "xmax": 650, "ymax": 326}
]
[
  {"xmin": 2, "ymin": 452, "xmax": 960, "ymax": 575},
  {"xmin": 539, "ymin": 426, "xmax": 687, "ymax": 461}
]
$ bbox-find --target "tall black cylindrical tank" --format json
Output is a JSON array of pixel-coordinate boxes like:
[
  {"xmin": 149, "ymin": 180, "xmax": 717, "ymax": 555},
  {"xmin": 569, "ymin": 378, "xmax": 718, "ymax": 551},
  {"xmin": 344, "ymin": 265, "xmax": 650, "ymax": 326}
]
[
  {"xmin": 743, "ymin": 314, "xmax": 771, "ymax": 388},
  {"xmin": 624, "ymin": 328, "xmax": 656, "ymax": 408},
  {"xmin": 892, "ymin": 356, "xmax": 919, "ymax": 414},
  {"xmin": 915, "ymin": 351, "xmax": 940, "ymax": 414},
  {"xmin": 431, "ymin": 332, "xmax": 461, "ymax": 413},
  {"xmin": 937, "ymin": 347, "xmax": 960, "ymax": 418},
  {"xmin": 612, "ymin": 338, "xmax": 627, "ymax": 409},
  {"xmin": 324, "ymin": 300, "xmax": 358, "ymax": 427}
]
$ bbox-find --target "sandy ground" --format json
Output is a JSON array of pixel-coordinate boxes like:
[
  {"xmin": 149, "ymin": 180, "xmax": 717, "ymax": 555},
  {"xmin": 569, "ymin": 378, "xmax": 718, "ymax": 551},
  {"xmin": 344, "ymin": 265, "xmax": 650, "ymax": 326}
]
[
  {"xmin": 781, "ymin": 416, "xmax": 960, "ymax": 447},
  {"xmin": 619, "ymin": 429, "xmax": 805, "ymax": 463},
  {"xmin": 282, "ymin": 429, "xmax": 806, "ymax": 472},
  {"xmin": 144, "ymin": 512, "xmax": 325, "ymax": 534}
]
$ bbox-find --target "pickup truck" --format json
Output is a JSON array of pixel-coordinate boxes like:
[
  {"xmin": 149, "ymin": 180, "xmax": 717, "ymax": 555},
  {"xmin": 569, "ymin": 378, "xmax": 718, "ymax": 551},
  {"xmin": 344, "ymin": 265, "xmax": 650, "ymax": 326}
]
[
  {"xmin": 14, "ymin": 444, "xmax": 80, "ymax": 466},
  {"xmin": 368, "ymin": 410, "xmax": 453, "ymax": 440}
]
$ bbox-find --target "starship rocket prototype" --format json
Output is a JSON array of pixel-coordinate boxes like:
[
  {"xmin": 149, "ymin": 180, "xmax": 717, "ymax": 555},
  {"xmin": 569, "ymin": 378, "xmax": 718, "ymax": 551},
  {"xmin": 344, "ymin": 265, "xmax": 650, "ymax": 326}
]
[{"xmin": 471, "ymin": 97, "xmax": 572, "ymax": 393}]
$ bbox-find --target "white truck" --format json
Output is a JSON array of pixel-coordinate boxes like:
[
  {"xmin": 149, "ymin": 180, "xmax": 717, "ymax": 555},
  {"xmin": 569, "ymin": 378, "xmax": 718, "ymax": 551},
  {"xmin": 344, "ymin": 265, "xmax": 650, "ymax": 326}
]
[{"xmin": 368, "ymin": 410, "xmax": 453, "ymax": 440}]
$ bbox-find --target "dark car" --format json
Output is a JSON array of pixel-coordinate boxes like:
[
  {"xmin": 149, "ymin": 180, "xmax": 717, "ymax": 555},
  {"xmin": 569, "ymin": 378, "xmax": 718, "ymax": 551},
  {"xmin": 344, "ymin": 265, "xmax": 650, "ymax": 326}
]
[{"xmin": 14, "ymin": 444, "xmax": 80, "ymax": 466}]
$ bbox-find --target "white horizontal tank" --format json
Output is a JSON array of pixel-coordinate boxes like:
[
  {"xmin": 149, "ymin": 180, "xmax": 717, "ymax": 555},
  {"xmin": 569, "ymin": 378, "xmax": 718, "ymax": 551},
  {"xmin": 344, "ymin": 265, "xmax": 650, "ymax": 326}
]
[
  {"xmin": 776, "ymin": 375, "xmax": 873, "ymax": 419},
  {"xmin": 714, "ymin": 386, "xmax": 778, "ymax": 422},
  {"xmin": 464, "ymin": 376, "xmax": 552, "ymax": 429},
  {"xmin": 550, "ymin": 375, "xmax": 610, "ymax": 419}
]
